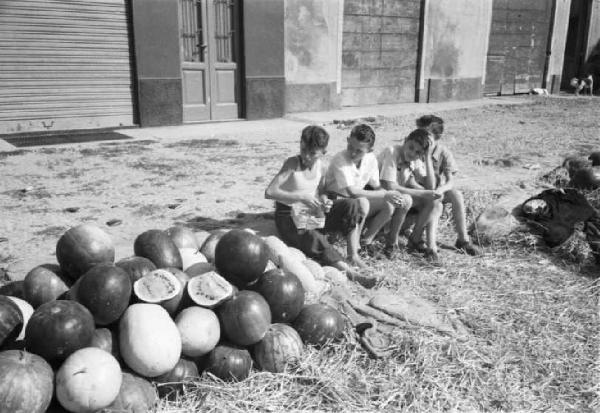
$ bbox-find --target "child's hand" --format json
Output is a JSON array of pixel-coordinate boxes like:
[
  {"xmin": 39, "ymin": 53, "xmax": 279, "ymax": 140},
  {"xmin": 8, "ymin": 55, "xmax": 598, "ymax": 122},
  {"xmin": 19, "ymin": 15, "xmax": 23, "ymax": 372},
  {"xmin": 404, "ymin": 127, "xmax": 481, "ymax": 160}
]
[
  {"xmin": 423, "ymin": 190, "xmax": 442, "ymax": 201},
  {"xmin": 384, "ymin": 191, "xmax": 405, "ymax": 206},
  {"xmin": 321, "ymin": 198, "xmax": 333, "ymax": 213},
  {"xmin": 300, "ymin": 194, "xmax": 322, "ymax": 210},
  {"xmin": 426, "ymin": 134, "xmax": 435, "ymax": 157}
]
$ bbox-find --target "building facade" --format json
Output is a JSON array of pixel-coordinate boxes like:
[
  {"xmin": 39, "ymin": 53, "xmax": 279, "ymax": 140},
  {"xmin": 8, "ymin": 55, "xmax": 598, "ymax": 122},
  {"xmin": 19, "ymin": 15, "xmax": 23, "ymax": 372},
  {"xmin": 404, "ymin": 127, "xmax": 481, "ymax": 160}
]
[{"xmin": 0, "ymin": 0, "xmax": 598, "ymax": 135}]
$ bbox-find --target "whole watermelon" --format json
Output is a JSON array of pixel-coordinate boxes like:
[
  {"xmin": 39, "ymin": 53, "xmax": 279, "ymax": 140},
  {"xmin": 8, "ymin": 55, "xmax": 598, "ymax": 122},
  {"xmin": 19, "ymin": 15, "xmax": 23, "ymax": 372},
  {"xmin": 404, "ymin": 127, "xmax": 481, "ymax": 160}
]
[
  {"xmin": 98, "ymin": 372, "xmax": 157, "ymax": 413},
  {"xmin": 165, "ymin": 226, "xmax": 198, "ymax": 249},
  {"xmin": 56, "ymin": 224, "xmax": 115, "ymax": 281},
  {"xmin": 217, "ymin": 290, "xmax": 271, "ymax": 346},
  {"xmin": 154, "ymin": 357, "xmax": 199, "ymax": 399},
  {"xmin": 23, "ymin": 265, "xmax": 69, "ymax": 308},
  {"xmin": 293, "ymin": 304, "xmax": 344, "ymax": 347},
  {"xmin": 206, "ymin": 343, "xmax": 252, "ymax": 382},
  {"xmin": 25, "ymin": 300, "xmax": 95, "ymax": 365},
  {"xmin": 90, "ymin": 327, "xmax": 120, "ymax": 360},
  {"xmin": 252, "ymin": 268, "xmax": 304, "ymax": 323},
  {"xmin": 0, "ymin": 281, "xmax": 24, "ymax": 299},
  {"xmin": 115, "ymin": 256, "xmax": 157, "ymax": 284},
  {"xmin": 75, "ymin": 263, "xmax": 132, "ymax": 325},
  {"xmin": 119, "ymin": 304, "xmax": 181, "ymax": 378},
  {"xmin": 214, "ymin": 229, "xmax": 267, "ymax": 288},
  {"xmin": 253, "ymin": 323, "xmax": 303, "ymax": 373},
  {"xmin": 55, "ymin": 347, "xmax": 122, "ymax": 413},
  {"xmin": 0, "ymin": 295, "xmax": 23, "ymax": 348},
  {"xmin": 134, "ymin": 230, "xmax": 183, "ymax": 269},
  {"xmin": 0, "ymin": 350, "xmax": 54, "ymax": 413}
]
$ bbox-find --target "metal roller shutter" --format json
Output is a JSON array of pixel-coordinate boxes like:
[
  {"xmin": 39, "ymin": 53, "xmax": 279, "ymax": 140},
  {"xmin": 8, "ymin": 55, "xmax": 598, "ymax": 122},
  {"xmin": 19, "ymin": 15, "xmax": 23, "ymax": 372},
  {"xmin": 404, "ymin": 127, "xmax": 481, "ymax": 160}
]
[{"xmin": 0, "ymin": 0, "xmax": 135, "ymax": 134}]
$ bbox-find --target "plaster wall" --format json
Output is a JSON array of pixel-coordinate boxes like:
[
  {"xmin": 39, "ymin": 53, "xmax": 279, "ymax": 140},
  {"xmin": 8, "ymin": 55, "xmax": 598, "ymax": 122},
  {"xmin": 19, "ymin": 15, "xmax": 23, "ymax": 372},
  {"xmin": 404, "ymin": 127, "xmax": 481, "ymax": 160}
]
[
  {"xmin": 420, "ymin": 0, "xmax": 493, "ymax": 101},
  {"xmin": 423, "ymin": 0, "xmax": 492, "ymax": 80},
  {"xmin": 547, "ymin": 0, "xmax": 571, "ymax": 93},
  {"xmin": 243, "ymin": 0, "xmax": 285, "ymax": 119},
  {"xmin": 285, "ymin": 0, "xmax": 341, "ymax": 84},
  {"xmin": 131, "ymin": 0, "xmax": 182, "ymax": 126},
  {"xmin": 284, "ymin": 0, "xmax": 342, "ymax": 112}
]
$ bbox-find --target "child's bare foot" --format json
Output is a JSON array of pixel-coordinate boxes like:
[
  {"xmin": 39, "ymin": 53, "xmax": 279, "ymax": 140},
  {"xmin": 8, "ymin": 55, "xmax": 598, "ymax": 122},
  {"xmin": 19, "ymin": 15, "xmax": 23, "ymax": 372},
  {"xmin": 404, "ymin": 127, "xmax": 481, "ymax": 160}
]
[{"xmin": 348, "ymin": 255, "xmax": 368, "ymax": 269}]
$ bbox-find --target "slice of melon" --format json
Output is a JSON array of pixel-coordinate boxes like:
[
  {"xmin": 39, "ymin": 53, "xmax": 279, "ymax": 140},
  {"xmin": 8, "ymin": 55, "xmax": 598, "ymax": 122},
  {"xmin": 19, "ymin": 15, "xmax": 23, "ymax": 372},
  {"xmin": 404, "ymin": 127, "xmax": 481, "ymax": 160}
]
[
  {"xmin": 133, "ymin": 269, "xmax": 181, "ymax": 304},
  {"xmin": 187, "ymin": 271, "xmax": 234, "ymax": 308}
]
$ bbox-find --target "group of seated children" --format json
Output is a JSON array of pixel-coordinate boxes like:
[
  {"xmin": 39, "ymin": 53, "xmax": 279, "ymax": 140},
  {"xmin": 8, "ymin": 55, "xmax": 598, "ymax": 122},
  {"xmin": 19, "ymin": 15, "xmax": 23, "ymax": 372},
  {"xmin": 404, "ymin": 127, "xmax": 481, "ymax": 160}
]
[{"xmin": 264, "ymin": 115, "xmax": 480, "ymax": 288}]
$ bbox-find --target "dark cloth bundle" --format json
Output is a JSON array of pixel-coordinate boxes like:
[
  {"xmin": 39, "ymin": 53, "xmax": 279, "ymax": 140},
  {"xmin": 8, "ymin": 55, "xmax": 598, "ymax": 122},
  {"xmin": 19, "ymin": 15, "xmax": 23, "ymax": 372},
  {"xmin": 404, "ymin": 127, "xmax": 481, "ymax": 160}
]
[{"xmin": 521, "ymin": 188, "xmax": 599, "ymax": 248}]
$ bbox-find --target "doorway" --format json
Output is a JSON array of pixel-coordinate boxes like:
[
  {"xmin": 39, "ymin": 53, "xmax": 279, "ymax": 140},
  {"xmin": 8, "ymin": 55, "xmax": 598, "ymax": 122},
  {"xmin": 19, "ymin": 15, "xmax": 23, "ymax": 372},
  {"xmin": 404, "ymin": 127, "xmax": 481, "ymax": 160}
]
[
  {"xmin": 560, "ymin": 0, "xmax": 592, "ymax": 91},
  {"xmin": 179, "ymin": 0, "xmax": 241, "ymax": 122}
]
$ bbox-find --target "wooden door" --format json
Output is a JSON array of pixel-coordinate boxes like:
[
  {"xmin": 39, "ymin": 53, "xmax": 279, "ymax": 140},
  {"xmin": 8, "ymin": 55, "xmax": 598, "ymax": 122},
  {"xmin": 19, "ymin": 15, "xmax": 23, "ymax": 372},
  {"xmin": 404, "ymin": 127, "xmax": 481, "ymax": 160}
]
[
  {"xmin": 484, "ymin": 0, "xmax": 553, "ymax": 95},
  {"xmin": 341, "ymin": 0, "xmax": 422, "ymax": 106},
  {"xmin": 180, "ymin": 0, "xmax": 239, "ymax": 122}
]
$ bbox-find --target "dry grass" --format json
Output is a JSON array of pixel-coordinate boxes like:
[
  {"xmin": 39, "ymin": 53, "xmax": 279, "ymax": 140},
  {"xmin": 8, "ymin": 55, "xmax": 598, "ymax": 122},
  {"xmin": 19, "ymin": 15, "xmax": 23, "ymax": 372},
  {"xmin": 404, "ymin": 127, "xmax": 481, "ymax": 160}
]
[{"xmin": 149, "ymin": 98, "xmax": 600, "ymax": 413}]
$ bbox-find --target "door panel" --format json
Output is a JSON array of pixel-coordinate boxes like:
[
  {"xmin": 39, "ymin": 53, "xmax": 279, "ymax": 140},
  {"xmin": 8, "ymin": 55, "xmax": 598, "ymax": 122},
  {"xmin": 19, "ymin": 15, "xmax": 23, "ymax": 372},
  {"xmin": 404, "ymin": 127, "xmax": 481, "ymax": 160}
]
[
  {"xmin": 180, "ymin": 0, "xmax": 210, "ymax": 122},
  {"xmin": 180, "ymin": 0, "xmax": 239, "ymax": 122},
  {"xmin": 341, "ymin": 1, "xmax": 421, "ymax": 106}
]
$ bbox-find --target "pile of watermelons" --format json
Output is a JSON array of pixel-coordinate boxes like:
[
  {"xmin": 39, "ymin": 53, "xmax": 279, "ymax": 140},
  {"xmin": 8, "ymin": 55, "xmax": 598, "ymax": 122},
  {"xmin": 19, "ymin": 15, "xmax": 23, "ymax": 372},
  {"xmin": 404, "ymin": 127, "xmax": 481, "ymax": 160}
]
[{"xmin": 0, "ymin": 224, "xmax": 347, "ymax": 413}]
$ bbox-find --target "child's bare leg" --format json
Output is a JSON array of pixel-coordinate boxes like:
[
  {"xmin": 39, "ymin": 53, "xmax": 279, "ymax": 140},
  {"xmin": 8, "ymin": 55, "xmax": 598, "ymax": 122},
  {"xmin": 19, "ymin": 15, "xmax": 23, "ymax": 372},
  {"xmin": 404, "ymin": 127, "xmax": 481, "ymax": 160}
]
[
  {"xmin": 387, "ymin": 195, "xmax": 412, "ymax": 247},
  {"xmin": 425, "ymin": 200, "xmax": 443, "ymax": 252},
  {"xmin": 347, "ymin": 197, "xmax": 369, "ymax": 266},
  {"xmin": 445, "ymin": 189, "xmax": 469, "ymax": 242},
  {"xmin": 347, "ymin": 223, "xmax": 366, "ymax": 268},
  {"xmin": 408, "ymin": 197, "xmax": 433, "ymax": 246},
  {"xmin": 445, "ymin": 189, "xmax": 481, "ymax": 255},
  {"xmin": 362, "ymin": 197, "xmax": 394, "ymax": 244}
]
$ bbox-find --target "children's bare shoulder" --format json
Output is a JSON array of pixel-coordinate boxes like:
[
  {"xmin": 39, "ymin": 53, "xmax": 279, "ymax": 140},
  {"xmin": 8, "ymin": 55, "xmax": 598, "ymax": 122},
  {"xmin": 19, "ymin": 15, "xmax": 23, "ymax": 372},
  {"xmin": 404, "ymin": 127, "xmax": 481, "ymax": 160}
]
[{"xmin": 283, "ymin": 155, "xmax": 302, "ymax": 169}]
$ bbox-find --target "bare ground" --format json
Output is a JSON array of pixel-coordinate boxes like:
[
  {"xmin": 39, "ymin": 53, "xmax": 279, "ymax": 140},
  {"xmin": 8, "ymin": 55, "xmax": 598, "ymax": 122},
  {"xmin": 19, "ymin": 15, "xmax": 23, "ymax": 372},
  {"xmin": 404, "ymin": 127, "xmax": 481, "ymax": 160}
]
[{"xmin": 0, "ymin": 95, "xmax": 599, "ymax": 412}]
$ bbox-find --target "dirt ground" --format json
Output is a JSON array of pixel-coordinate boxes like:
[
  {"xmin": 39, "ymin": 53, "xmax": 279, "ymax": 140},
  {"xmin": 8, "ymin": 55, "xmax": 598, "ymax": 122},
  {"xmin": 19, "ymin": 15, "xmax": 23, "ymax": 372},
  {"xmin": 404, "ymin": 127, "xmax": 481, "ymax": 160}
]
[{"xmin": 0, "ymin": 95, "xmax": 597, "ymax": 280}]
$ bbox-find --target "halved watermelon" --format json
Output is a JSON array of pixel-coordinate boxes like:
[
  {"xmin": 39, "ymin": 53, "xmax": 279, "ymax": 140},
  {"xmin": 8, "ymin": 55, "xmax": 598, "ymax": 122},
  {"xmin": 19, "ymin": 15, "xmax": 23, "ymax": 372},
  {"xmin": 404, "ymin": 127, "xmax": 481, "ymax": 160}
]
[
  {"xmin": 133, "ymin": 269, "xmax": 181, "ymax": 304},
  {"xmin": 186, "ymin": 271, "xmax": 233, "ymax": 308}
]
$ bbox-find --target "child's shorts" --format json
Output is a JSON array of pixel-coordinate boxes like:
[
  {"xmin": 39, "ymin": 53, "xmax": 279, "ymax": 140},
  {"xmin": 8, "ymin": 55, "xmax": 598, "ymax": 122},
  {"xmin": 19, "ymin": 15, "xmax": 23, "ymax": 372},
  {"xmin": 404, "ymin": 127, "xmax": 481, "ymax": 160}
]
[
  {"xmin": 274, "ymin": 203, "xmax": 343, "ymax": 266},
  {"xmin": 324, "ymin": 197, "xmax": 364, "ymax": 235}
]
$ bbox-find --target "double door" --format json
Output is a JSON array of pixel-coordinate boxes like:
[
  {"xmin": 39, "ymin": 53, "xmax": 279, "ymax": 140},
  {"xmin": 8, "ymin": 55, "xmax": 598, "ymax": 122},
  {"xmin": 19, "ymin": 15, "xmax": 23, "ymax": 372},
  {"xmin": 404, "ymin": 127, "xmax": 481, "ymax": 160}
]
[{"xmin": 179, "ymin": 0, "xmax": 240, "ymax": 121}]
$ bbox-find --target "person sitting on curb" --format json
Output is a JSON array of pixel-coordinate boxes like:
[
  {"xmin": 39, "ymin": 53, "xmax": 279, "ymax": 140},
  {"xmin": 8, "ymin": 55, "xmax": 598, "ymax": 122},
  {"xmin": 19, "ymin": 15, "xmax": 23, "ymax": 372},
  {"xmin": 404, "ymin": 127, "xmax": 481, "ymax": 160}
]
[
  {"xmin": 265, "ymin": 125, "xmax": 378, "ymax": 288},
  {"xmin": 378, "ymin": 128, "xmax": 443, "ymax": 263},
  {"xmin": 323, "ymin": 123, "xmax": 410, "ymax": 260},
  {"xmin": 416, "ymin": 115, "xmax": 481, "ymax": 256}
]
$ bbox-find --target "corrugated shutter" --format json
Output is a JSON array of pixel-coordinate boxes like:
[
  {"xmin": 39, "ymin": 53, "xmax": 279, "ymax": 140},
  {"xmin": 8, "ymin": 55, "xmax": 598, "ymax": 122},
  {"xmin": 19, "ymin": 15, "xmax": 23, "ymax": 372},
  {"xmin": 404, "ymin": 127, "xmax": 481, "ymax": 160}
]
[{"xmin": 0, "ymin": 0, "xmax": 135, "ymax": 134}]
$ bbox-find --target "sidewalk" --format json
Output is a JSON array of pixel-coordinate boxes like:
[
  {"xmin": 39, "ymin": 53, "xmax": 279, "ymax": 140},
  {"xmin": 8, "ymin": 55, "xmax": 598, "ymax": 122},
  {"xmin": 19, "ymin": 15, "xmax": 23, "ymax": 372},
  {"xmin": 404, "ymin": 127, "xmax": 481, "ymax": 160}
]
[{"xmin": 0, "ymin": 95, "xmax": 529, "ymax": 150}]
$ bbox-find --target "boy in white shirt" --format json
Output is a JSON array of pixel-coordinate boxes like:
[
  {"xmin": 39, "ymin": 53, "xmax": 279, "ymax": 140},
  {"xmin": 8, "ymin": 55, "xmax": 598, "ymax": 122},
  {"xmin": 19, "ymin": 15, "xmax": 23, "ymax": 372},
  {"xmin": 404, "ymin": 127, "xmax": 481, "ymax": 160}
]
[{"xmin": 324, "ymin": 124, "xmax": 410, "ymax": 260}]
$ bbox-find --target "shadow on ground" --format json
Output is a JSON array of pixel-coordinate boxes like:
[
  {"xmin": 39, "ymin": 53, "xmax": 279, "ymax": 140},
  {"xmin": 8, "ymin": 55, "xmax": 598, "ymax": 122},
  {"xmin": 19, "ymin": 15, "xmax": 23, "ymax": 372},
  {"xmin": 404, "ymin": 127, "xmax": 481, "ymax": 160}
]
[{"xmin": 175, "ymin": 212, "xmax": 278, "ymax": 237}]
